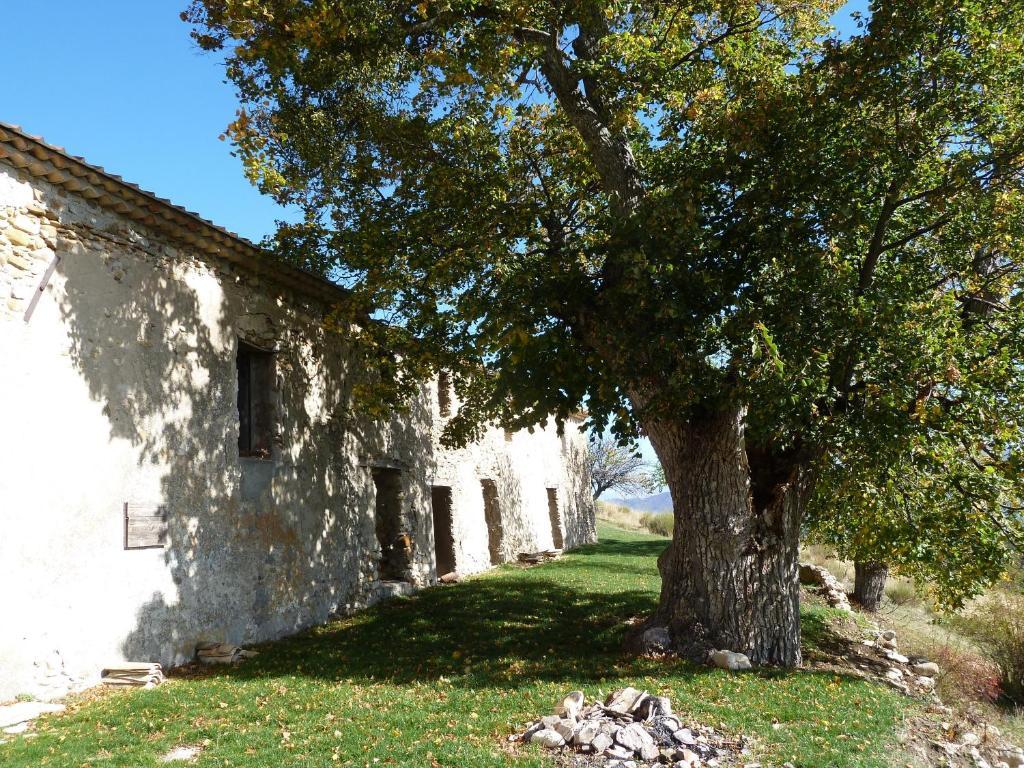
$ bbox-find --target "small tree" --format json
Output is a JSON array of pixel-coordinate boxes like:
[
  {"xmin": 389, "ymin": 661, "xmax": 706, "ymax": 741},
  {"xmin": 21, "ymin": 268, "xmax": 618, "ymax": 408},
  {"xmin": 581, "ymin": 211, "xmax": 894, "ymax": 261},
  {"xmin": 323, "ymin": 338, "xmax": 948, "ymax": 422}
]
[
  {"xmin": 852, "ymin": 562, "xmax": 888, "ymax": 613},
  {"xmin": 187, "ymin": 0, "xmax": 1024, "ymax": 665},
  {"xmin": 809, "ymin": 445, "xmax": 1024, "ymax": 612},
  {"xmin": 587, "ymin": 436, "xmax": 656, "ymax": 500}
]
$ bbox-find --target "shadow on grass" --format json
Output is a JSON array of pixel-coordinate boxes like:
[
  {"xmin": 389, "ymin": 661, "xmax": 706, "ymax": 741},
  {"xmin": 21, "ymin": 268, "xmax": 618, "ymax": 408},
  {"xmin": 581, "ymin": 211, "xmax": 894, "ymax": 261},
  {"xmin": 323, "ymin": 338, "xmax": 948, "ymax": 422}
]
[
  {"xmin": 181, "ymin": 535, "xmax": 672, "ymax": 690},
  {"xmin": 217, "ymin": 575, "xmax": 660, "ymax": 689},
  {"xmin": 578, "ymin": 537, "xmax": 670, "ymax": 559},
  {"xmin": 182, "ymin": 537, "xmax": 868, "ymax": 695}
]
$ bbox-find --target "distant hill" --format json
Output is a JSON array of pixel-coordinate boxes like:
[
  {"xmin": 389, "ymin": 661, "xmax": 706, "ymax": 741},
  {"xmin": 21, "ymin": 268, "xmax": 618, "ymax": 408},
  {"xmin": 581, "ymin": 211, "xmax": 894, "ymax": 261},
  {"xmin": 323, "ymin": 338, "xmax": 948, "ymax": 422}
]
[{"xmin": 604, "ymin": 491, "xmax": 672, "ymax": 514}]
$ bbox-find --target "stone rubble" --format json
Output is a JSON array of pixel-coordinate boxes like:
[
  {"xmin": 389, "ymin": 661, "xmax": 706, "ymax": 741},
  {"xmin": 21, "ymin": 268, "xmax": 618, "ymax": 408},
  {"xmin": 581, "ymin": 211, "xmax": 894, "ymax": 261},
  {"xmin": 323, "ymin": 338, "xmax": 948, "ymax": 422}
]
[
  {"xmin": 858, "ymin": 630, "xmax": 1024, "ymax": 768},
  {"xmin": 797, "ymin": 563, "xmax": 852, "ymax": 612},
  {"xmin": 517, "ymin": 688, "xmax": 749, "ymax": 767},
  {"xmin": 905, "ymin": 711, "xmax": 1024, "ymax": 768},
  {"xmin": 517, "ymin": 549, "xmax": 563, "ymax": 565},
  {"xmin": 858, "ymin": 629, "xmax": 942, "ymax": 697}
]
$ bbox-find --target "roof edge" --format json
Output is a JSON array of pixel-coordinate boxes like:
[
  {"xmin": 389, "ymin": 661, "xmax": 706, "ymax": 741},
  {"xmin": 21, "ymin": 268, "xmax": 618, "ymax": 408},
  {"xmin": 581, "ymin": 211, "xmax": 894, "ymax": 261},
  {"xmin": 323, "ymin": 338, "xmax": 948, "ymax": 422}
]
[{"xmin": 0, "ymin": 122, "xmax": 348, "ymax": 307}]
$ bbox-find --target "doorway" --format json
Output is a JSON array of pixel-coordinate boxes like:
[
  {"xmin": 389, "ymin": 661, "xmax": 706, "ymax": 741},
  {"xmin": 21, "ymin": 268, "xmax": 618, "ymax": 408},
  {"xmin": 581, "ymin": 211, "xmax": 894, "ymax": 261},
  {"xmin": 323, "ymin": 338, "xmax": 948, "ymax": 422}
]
[
  {"xmin": 480, "ymin": 479, "xmax": 503, "ymax": 565},
  {"xmin": 431, "ymin": 486, "xmax": 456, "ymax": 576},
  {"xmin": 372, "ymin": 468, "xmax": 412, "ymax": 581}
]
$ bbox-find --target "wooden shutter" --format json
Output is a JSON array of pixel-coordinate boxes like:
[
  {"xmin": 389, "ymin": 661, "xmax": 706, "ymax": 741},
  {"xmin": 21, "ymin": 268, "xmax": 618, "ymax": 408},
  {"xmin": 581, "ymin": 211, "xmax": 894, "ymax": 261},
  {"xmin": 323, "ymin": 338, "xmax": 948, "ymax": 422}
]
[{"xmin": 123, "ymin": 502, "xmax": 168, "ymax": 550}]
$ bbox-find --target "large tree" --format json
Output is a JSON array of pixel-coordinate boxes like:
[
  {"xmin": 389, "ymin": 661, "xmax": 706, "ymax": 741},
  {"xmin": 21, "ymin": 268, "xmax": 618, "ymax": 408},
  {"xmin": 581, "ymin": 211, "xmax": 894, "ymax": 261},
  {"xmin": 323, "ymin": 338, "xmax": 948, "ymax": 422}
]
[{"xmin": 186, "ymin": 0, "xmax": 1024, "ymax": 665}]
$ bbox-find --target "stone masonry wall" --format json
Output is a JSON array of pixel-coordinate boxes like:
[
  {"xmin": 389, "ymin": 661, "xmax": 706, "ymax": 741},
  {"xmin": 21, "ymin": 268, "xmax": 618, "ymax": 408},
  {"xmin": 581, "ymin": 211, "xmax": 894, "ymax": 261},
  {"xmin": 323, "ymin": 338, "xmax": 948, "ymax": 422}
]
[{"xmin": 0, "ymin": 156, "xmax": 595, "ymax": 702}]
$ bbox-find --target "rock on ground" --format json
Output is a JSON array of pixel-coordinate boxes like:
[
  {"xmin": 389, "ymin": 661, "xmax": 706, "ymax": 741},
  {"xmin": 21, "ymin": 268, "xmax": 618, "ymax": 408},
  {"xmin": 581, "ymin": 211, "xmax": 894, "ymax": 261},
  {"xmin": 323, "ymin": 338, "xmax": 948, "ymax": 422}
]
[
  {"xmin": 160, "ymin": 745, "xmax": 203, "ymax": 762},
  {"xmin": 709, "ymin": 650, "xmax": 753, "ymax": 671},
  {"xmin": 0, "ymin": 701, "xmax": 65, "ymax": 729},
  {"xmin": 530, "ymin": 728, "xmax": 567, "ymax": 748},
  {"xmin": 641, "ymin": 626, "xmax": 672, "ymax": 654}
]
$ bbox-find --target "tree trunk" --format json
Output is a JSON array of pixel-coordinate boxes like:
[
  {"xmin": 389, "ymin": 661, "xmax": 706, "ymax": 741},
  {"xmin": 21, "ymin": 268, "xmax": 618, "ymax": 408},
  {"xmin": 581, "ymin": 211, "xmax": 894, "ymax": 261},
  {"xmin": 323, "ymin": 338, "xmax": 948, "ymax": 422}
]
[
  {"xmin": 646, "ymin": 405, "xmax": 805, "ymax": 667},
  {"xmin": 853, "ymin": 561, "xmax": 888, "ymax": 612}
]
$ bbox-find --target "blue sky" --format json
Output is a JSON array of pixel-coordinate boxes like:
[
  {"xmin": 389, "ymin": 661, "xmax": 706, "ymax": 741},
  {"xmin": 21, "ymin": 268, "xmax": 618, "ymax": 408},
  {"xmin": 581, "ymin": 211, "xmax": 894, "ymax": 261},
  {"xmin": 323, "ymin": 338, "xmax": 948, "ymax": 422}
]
[
  {"xmin": 0, "ymin": 1, "xmax": 288, "ymax": 243},
  {"xmin": 2, "ymin": 0, "xmax": 867, "ymax": 490}
]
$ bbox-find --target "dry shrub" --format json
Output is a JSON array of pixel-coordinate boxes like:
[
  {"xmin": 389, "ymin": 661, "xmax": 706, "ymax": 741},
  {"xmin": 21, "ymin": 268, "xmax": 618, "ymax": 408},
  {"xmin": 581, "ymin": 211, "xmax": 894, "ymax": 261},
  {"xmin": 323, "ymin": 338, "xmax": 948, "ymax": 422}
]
[
  {"xmin": 825, "ymin": 559, "xmax": 853, "ymax": 586},
  {"xmin": 799, "ymin": 545, "xmax": 852, "ymax": 586},
  {"xmin": 802, "ymin": 544, "xmax": 835, "ymax": 567},
  {"xmin": 639, "ymin": 512, "xmax": 673, "ymax": 537},
  {"xmin": 958, "ymin": 591, "xmax": 1024, "ymax": 705},
  {"xmin": 929, "ymin": 641, "xmax": 1004, "ymax": 705}
]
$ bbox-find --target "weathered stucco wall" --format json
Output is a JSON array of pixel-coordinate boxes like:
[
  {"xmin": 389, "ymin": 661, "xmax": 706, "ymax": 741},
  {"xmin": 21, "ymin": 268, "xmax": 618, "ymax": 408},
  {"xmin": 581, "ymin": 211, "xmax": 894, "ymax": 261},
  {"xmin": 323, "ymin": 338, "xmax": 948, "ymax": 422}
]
[
  {"xmin": 0, "ymin": 152, "xmax": 595, "ymax": 703},
  {"xmin": 430, "ymin": 398, "xmax": 595, "ymax": 576}
]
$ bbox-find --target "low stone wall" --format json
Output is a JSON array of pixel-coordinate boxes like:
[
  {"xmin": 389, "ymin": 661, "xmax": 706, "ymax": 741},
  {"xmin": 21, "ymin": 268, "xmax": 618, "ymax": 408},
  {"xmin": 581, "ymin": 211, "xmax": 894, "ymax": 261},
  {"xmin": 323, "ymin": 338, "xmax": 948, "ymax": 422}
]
[{"xmin": 0, "ymin": 140, "xmax": 595, "ymax": 702}]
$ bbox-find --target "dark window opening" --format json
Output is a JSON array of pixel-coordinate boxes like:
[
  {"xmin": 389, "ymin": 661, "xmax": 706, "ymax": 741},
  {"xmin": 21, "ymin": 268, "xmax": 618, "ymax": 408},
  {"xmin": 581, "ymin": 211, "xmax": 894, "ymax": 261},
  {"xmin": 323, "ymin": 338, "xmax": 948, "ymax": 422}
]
[
  {"xmin": 373, "ymin": 468, "xmax": 413, "ymax": 581},
  {"xmin": 237, "ymin": 341, "xmax": 275, "ymax": 458},
  {"xmin": 547, "ymin": 488, "xmax": 564, "ymax": 549},
  {"xmin": 503, "ymin": 429, "xmax": 513, "ymax": 443},
  {"xmin": 481, "ymin": 479, "xmax": 503, "ymax": 565},
  {"xmin": 437, "ymin": 371, "xmax": 452, "ymax": 418},
  {"xmin": 431, "ymin": 486, "xmax": 456, "ymax": 577}
]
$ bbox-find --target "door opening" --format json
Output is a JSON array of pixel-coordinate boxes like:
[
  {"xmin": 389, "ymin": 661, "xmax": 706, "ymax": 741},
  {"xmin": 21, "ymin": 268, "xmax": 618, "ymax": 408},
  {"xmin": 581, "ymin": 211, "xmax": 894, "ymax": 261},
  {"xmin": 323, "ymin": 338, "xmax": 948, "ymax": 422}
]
[
  {"xmin": 547, "ymin": 487, "xmax": 564, "ymax": 549},
  {"xmin": 480, "ymin": 479, "xmax": 503, "ymax": 565},
  {"xmin": 431, "ymin": 486, "xmax": 456, "ymax": 577},
  {"xmin": 373, "ymin": 468, "xmax": 412, "ymax": 581}
]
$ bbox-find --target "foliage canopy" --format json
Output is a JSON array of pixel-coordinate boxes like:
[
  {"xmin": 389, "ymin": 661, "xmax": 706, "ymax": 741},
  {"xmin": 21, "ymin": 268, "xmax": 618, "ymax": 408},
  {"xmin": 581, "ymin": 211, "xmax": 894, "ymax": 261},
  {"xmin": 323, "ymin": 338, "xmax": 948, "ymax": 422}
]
[{"xmin": 186, "ymin": 0, "xmax": 1024, "ymax": 603}]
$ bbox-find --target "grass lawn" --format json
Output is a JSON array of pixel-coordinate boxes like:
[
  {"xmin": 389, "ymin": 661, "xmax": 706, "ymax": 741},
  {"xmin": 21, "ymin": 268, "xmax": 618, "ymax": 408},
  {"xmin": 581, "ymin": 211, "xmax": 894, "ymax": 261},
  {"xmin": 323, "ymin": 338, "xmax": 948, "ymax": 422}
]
[{"xmin": 0, "ymin": 524, "xmax": 913, "ymax": 767}]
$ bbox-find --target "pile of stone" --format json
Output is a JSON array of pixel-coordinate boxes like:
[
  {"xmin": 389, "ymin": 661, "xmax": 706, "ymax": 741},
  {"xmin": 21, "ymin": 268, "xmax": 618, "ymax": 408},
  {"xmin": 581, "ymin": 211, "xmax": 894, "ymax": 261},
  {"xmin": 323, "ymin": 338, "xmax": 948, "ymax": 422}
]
[
  {"xmin": 908, "ymin": 705, "xmax": 1024, "ymax": 768},
  {"xmin": 196, "ymin": 642, "xmax": 258, "ymax": 665},
  {"xmin": 798, "ymin": 563, "xmax": 852, "ymax": 612},
  {"xmin": 518, "ymin": 687, "xmax": 748, "ymax": 767},
  {"xmin": 517, "ymin": 550, "xmax": 562, "ymax": 565},
  {"xmin": 100, "ymin": 662, "xmax": 165, "ymax": 687}
]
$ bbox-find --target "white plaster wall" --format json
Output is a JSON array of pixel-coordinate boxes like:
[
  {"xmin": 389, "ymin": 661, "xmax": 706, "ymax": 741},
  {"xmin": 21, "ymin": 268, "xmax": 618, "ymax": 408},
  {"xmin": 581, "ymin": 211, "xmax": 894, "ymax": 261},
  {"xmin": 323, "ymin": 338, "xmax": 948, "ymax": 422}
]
[{"xmin": 0, "ymin": 159, "xmax": 595, "ymax": 703}]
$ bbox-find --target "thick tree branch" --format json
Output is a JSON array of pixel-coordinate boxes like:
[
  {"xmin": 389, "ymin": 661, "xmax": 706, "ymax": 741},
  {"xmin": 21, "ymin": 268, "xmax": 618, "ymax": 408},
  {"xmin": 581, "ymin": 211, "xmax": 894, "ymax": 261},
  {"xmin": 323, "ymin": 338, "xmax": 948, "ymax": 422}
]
[
  {"xmin": 858, "ymin": 178, "xmax": 904, "ymax": 294},
  {"xmin": 513, "ymin": 26, "xmax": 645, "ymax": 220},
  {"xmin": 878, "ymin": 213, "xmax": 953, "ymax": 254}
]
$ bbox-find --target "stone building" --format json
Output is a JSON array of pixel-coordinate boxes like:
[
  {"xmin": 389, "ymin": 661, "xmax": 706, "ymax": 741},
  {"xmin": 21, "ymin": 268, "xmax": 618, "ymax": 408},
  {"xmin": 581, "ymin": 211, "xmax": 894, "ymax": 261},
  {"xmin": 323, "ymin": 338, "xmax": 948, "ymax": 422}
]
[{"xmin": 0, "ymin": 123, "xmax": 596, "ymax": 701}]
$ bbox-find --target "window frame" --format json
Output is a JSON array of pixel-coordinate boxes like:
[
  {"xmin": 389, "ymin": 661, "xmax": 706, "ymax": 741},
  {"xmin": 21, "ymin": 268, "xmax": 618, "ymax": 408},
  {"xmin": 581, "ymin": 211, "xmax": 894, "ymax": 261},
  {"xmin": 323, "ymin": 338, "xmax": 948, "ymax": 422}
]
[{"xmin": 236, "ymin": 339, "xmax": 275, "ymax": 459}]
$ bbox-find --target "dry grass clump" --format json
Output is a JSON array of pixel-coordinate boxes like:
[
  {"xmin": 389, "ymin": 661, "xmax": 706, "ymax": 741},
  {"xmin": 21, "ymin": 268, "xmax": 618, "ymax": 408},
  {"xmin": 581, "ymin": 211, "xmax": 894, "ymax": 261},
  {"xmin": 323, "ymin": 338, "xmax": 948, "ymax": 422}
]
[
  {"xmin": 638, "ymin": 512, "xmax": 673, "ymax": 537},
  {"xmin": 884, "ymin": 577, "xmax": 921, "ymax": 608},
  {"xmin": 596, "ymin": 503, "xmax": 673, "ymax": 538},
  {"xmin": 800, "ymin": 545, "xmax": 852, "ymax": 588},
  {"xmin": 595, "ymin": 501, "xmax": 645, "ymax": 530}
]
